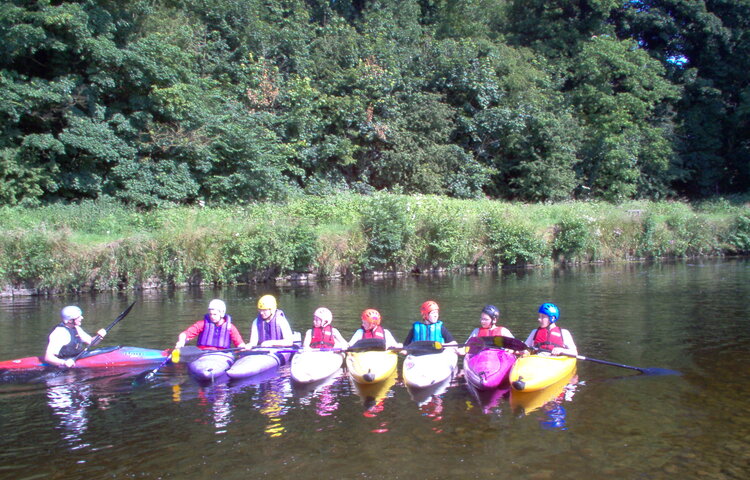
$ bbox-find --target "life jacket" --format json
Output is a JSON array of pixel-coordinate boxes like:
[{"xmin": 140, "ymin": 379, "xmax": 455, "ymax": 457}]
[
  {"xmin": 533, "ymin": 325, "xmax": 566, "ymax": 351},
  {"xmin": 411, "ymin": 321, "xmax": 445, "ymax": 343},
  {"xmin": 255, "ymin": 309, "xmax": 286, "ymax": 343},
  {"xmin": 310, "ymin": 325, "xmax": 335, "ymax": 348},
  {"xmin": 52, "ymin": 322, "xmax": 85, "ymax": 358},
  {"xmin": 197, "ymin": 314, "xmax": 233, "ymax": 349},
  {"xmin": 478, "ymin": 326, "xmax": 505, "ymax": 337},
  {"xmin": 362, "ymin": 325, "xmax": 385, "ymax": 339}
]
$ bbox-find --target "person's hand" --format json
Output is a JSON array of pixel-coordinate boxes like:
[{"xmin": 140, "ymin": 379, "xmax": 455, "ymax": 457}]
[
  {"xmin": 97, "ymin": 329, "xmax": 107, "ymax": 338},
  {"xmin": 63, "ymin": 358, "xmax": 75, "ymax": 368},
  {"xmin": 174, "ymin": 340, "xmax": 185, "ymax": 349}
]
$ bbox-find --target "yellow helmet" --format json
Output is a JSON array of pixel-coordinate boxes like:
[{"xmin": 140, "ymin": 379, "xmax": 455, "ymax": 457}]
[{"xmin": 257, "ymin": 294, "xmax": 277, "ymax": 310}]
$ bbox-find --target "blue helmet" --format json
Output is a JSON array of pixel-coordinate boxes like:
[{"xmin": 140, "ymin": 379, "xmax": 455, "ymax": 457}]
[
  {"xmin": 538, "ymin": 303, "xmax": 559, "ymax": 323},
  {"xmin": 481, "ymin": 305, "xmax": 500, "ymax": 321}
]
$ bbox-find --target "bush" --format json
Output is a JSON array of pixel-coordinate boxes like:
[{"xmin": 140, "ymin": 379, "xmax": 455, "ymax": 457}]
[
  {"xmin": 553, "ymin": 216, "xmax": 595, "ymax": 261},
  {"xmin": 482, "ymin": 210, "xmax": 549, "ymax": 266},
  {"xmin": 361, "ymin": 194, "xmax": 416, "ymax": 271}
]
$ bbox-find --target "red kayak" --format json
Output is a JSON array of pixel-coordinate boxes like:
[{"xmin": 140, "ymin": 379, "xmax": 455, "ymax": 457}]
[{"xmin": 0, "ymin": 346, "xmax": 170, "ymax": 370}]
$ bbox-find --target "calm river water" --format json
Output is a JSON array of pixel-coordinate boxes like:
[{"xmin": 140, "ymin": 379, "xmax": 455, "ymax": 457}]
[{"xmin": 1, "ymin": 259, "xmax": 748, "ymax": 479}]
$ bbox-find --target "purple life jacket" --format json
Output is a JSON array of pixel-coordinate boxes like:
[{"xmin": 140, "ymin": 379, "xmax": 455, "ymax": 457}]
[
  {"xmin": 197, "ymin": 314, "xmax": 233, "ymax": 349},
  {"xmin": 255, "ymin": 310, "xmax": 286, "ymax": 344}
]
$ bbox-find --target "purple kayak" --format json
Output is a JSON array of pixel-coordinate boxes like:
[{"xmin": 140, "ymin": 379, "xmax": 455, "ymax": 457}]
[{"xmin": 464, "ymin": 347, "xmax": 516, "ymax": 391}]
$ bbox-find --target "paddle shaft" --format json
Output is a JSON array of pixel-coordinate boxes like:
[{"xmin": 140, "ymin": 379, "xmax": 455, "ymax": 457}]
[
  {"xmin": 73, "ymin": 301, "xmax": 136, "ymax": 361},
  {"xmin": 563, "ymin": 353, "xmax": 646, "ymax": 373}
]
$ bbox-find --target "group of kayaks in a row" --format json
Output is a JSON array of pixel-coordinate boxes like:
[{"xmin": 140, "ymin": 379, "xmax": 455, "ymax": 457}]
[{"xmin": 1, "ymin": 298, "xmax": 581, "ymax": 395}]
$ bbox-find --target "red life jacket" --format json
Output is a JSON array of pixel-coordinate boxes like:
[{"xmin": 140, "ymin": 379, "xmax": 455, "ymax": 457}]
[
  {"xmin": 363, "ymin": 326, "xmax": 385, "ymax": 339},
  {"xmin": 533, "ymin": 325, "xmax": 565, "ymax": 351},
  {"xmin": 478, "ymin": 326, "xmax": 505, "ymax": 337},
  {"xmin": 310, "ymin": 325, "xmax": 335, "ymax": 348}
]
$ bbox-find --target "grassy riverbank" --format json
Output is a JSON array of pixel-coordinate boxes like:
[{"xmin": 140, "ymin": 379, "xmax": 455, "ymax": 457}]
[{"xmin": 1, "ymin": 194, "xmax": 748, "ymax": 294}]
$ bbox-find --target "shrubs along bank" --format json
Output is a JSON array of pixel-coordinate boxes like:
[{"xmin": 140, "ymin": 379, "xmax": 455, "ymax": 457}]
[{"xmin": 1, "ymin": 194, "xmax": 748, "ymax": 295}]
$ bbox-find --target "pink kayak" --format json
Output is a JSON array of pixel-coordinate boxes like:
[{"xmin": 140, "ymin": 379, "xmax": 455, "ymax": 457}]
[
  {"xmin": 0, "ymin": 346, "xmax": 170, "ymax": 370},
  {"xmin": 464, "ymin": 347, "xmax": 516, "ymax": 391}
]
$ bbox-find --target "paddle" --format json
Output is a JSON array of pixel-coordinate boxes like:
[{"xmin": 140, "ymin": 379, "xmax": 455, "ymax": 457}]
[
  {"xmin": 405, "ymin": 336, "xmax": 529, "ymax": 355},
  {"xmin": 559, "ymin": 352, "xmax": 679, "ymax": 376},
  {"xmin": 133, "ymin": 349, "xmax": 181, "ymax": 383},
  {"xmin": 72, "ymin": 301, "xmax": 136, "ymax": 361}
]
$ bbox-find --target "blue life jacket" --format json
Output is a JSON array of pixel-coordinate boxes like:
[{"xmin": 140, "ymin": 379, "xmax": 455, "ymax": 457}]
[{"xmin": 411, "ymin": 321, "xmax": 445, "ymax": 343}]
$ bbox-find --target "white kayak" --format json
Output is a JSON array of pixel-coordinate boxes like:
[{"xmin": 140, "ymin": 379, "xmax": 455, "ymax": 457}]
[
  {"xmin": 226, "ymin": 349, "xmax": 295, "ymax": 379},
  {"xmin": 402, "ymin": 348, "xmax": 458, "ymax": 389},
  {"xmin": 291, "ymin": 350, "xmax": 345, "ymax": 384},
  {"xmin": 188, "ymin": 351, "xmax": 235, "ymax": 381}
]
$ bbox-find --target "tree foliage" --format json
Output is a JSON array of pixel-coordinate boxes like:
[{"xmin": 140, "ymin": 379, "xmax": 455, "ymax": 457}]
[{"xmin": 0, "ymin": 0, "xmax": 746, "ymax": 207}]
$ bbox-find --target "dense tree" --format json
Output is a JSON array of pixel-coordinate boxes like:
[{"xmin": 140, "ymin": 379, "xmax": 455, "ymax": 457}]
[{"xmin": 0, "ymin": 0, "xmax": 746, "ymax": 207}]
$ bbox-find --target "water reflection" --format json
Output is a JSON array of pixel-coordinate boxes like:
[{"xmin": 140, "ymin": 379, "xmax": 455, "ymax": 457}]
[
  {"xmin": 197, "ymin": 383, "xmax": 234, "ymax": 433},
  {"xmin": 47, "ymin": 380, "xmax": 93, "ymax": 449},
  {"xmin": 255, "ymin": 376, "xmax": 292, "ymax": 438}
]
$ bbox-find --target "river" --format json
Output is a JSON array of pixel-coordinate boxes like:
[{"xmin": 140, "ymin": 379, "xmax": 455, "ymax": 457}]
[{"xmin": 0, "ymin": 259, "xmax": 748, "ymax": 479}]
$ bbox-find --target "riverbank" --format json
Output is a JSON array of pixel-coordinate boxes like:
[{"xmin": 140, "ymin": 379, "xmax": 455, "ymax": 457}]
[{"xmin": 1, "ymin": 194, "xmax": 748, "ymax": 295}]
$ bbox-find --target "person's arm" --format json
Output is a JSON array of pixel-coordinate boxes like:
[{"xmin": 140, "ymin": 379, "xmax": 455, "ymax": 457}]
[
  {"xmin": 552, "ymin": 329, "xmax": 578, "ymax": 356},
  {"xmin": 175, "ymin": 320, "xmax": 203, "ymax": 348},
  {"xmin": 302, "ymin": 329, "xmax": 312, "ymax": 348},
  {"xmin": 332, "ymin": 328, "xmax": 349, "ymax": 349},
  {"xmin": 248, "ymin": 319, "xmax": 260, "ymax": 347},
  {"xmin": 76, "ymin": 326, "xmax": 94, "ymax": 345},
  {"xmin": 524, "ymin": 329, "xmax": 536, "ymax": 348},
  {"xmin": 384, "ymin": 329, "xmax": 402, "ymax": 349},
  {"xmin": 44, "ymin": 329, "xmax": 73, "ymax": 368},
  {"xmin": 465, "ymin": 328, "xmax": 479, "ymax": 344},
  {"xmin": 229, "ymin": 324, "xmax": 247, "ymax": 349},
  {"xmin": 501, "ymin": 327, "xmax": 514, "ymax": 338},
  {"xmin": 348, "ymin": 329, "xmax": 363, "ymax": 345},
  {"xmin": 403, "ymin": 328, "xmax": 414, "ymax": 346},
  {"xmin": 441, "ymin": 326, "xmax": 457, "ymax": 346}
]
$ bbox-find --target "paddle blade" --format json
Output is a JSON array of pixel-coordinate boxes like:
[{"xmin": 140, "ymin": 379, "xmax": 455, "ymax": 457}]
[
  {"xmin": 486, "ymin": 336, "xmax": 528, "ymax": 351},
  {"xmin": 641, "ymin": 367, "xmax": 681, "ymax": 376},
  {"xmin": 404, "ymin": 341, "xmax": 443, "ymax": 355},
  {"xmin": 348, "ymin": 338, "xmax": 386, "ymax": 352}
]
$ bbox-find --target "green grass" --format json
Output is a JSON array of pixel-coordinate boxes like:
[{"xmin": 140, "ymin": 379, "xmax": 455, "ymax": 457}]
[{"xmin": 0, "ymin": 194, "xmax": 747, "ymax": 292}]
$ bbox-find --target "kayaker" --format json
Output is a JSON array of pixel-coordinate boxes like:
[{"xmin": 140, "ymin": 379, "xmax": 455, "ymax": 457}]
[
  {"xmin": 349, "ymin": 308, "xmax": 402, "ymax": 349},
  {"xmin": 403, "ymin": 300, "xmax": 457, "ymax": 346},
  {"xmin": 465, "ymin": 304, "xmax": 514, "ymax": 342},
  {"xmin": 302, "ymin": 307, "xmax": 349, "ymax": 349},
  {"xmin": 44, "ymin": 306, "xmax": 108, "ymax": 368},
  {"xmin": 248, "ymin": 294, "xmax": 295, "ymax": 348},
  {"xmin": 174, "ymin": 299, "xmax": 247, "ymax": 351},
  {"xmin": 523, "ymin": 302, "xmax": 578, "ymax": 356}
]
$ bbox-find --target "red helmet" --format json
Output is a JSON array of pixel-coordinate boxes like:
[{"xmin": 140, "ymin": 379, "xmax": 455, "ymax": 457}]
[
  {"xmin": 361, "ymin": 308, "xmax": 381, "ymax": 326},
  {"xmin": 420, "ymin": 300, "xmax": 439, "ymax": 319}
]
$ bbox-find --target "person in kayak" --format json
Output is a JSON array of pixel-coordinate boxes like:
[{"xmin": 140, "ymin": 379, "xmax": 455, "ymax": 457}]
[
  {"xmin": 248, "ymin": 294, "xmax": 295, "ymax": 348},
  {"xmin": 523, "ymin": 302, "xmax": 577, "ymax": 356},
  {"xmin": 349, "ymin": 308, "xmax": 401, "ymax": 349},
  {"xmin": 44, "ymin": 306, "xmax": 109, "ymax": 368},
  {"xmin": 465, "ymin": 304, "xmax": 514, "ymax": 342},
  {"xmin": 403, "ymin": 300, "xmax": 457, "ymax": 346},
  {"xmin": 174, "ymin": 299, "xmax": 247, "ymax": 350},
  {"xmin": 303, "ymin": 307, "xmax": 348, "ymax": 349}
]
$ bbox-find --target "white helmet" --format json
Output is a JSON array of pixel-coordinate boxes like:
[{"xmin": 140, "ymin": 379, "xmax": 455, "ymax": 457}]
[
  {"xmin": 208, "ymin": 299, "xmax": 227, "ymax": 316},
  {"xmin": 61, "ymin": 306, "xmax": 83, "ymax": 322},
  {"xmin": 313, "ymin": 307, "xmax": 333, "ymax": 326}
]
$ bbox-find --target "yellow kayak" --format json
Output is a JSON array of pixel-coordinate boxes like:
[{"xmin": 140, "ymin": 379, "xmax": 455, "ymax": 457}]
[
  {"xmin": 510, "ymin": 354, "xmax": 576, "ymax": 392},
  {"xmin": 346, "ymin": 350, "xmax": 398, "ymax": 384}
]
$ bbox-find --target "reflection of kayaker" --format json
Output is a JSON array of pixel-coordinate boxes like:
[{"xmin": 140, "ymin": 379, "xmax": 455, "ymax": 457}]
[{"xmin": 45, "ymin": 306, "xmax": 109, "ymax": 368}]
